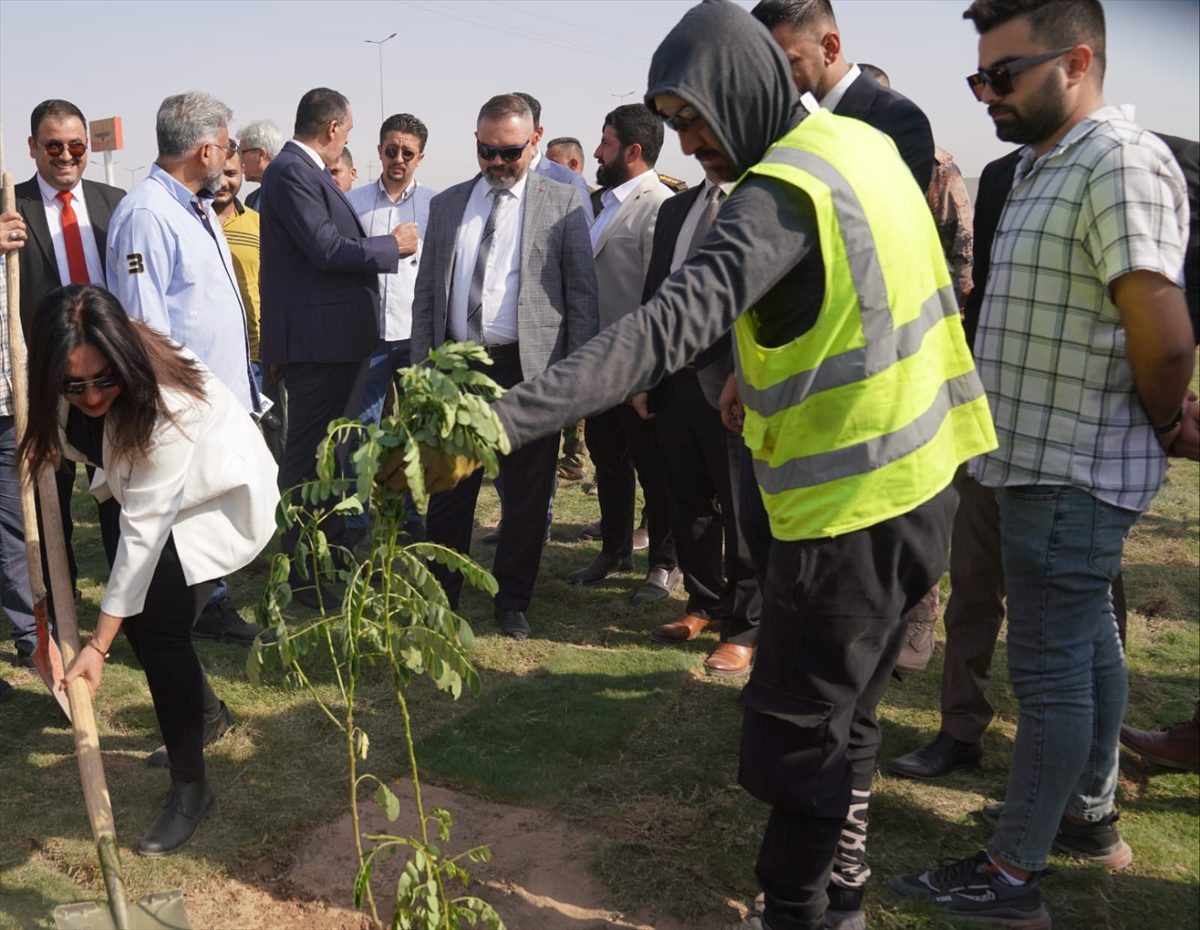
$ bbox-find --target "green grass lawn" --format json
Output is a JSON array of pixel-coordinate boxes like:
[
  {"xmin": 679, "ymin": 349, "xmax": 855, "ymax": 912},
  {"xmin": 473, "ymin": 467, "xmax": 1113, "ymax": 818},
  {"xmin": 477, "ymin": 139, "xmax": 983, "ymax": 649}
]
[{"xmin": 1, "ymin": 449, "xmax": 1196, "ymax": 930}]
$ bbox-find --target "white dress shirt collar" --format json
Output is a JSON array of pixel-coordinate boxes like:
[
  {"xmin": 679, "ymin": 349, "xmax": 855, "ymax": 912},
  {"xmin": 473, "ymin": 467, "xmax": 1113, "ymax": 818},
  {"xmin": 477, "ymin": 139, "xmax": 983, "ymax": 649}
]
[
  {"xmin": 36, "ymin": 173, "xmax": 83, "ymax": 206},
  {"xmin": 378, "ymin": 176, "xmax": 418, "ymax": 203},
  {"xmin": 291, "ymin": 138, "xmax": 327, "ymax": 169},
  {"xmin": 820, "ymin": 63, "xmax": 862, "ymax": 112},
  {"xmin": 600, "ymin": 167, "xmax": 657, "ymax": 212}
]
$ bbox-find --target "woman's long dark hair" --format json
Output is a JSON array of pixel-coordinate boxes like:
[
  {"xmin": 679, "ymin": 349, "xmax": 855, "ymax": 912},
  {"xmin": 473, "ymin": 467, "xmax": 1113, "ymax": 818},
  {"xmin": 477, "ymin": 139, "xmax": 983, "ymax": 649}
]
[{"xmin": 20, "ymin": 285, "xmax": 206, "ymax": 472}]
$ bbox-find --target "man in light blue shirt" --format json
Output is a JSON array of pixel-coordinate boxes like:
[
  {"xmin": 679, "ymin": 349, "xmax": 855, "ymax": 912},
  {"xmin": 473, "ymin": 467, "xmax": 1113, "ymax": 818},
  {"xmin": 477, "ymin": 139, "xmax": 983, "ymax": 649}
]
[
  {"xmin": 107, "ymin": 92, "xmax": 257, "ymax": 415},
  {"xmin": 345, "ymin": 113, "xmax": 436, "ymax": 534},
  {"xmin": 106, "ymin": 91, "xmax": 267, "ymax": 653}
]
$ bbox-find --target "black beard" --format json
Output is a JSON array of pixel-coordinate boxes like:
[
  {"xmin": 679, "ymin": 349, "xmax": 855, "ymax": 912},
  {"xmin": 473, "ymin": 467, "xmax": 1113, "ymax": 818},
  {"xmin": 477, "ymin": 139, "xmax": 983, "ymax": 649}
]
[
  {"xmin": 990, "ymin": 70, "xmax": 1069, "ymax": 146},
  {"xmin": 595, "ymin": 158, "xmax": 629, "ymax": 188}
]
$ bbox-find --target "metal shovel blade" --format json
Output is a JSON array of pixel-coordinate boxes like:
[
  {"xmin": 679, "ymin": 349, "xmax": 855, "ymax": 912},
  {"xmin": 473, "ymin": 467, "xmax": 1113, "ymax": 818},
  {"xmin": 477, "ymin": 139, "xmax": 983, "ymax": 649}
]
[{"xmin": 53, "ymin": 890, "xmax": 192, "ymax": 930}]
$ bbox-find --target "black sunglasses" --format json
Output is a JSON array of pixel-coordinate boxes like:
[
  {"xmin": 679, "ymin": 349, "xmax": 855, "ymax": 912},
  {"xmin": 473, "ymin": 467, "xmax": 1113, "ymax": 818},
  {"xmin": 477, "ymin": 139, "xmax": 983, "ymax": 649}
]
[
  {"xmin": 383, "ymin": 144, "xmax": 419, "ymax": 162},
  {"xmin": 62, "ymin": 370, "xmax": 119, "ymax": 396},
  {"xmin": 40, "ymin": 139, "xmax": 88, "ymax": 159},
  {"xmin": 966, "ymin": 46, "xmax": 1074, "ymax": 100},
  {"xmin": 657, "ymin": 104, "xmax": 703, "ymax": 133},
  {"xmin": 476, "ymin": 138, "xmax": 530, "ymax": 163}
]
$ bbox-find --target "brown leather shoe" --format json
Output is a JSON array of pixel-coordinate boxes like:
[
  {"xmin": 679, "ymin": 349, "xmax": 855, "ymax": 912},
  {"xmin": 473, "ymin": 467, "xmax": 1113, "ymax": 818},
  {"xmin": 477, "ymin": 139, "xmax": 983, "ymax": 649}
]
[
  {"xmin": 650, "ymin": 614, "xmax": 717, "ymax": 644},
  {"xmin": 1120, "ymin": 708, "xmax": 1199, "ymax": 772},
  {"xmin": 705, "ymin": 643, "xmax": 754, "ymax": 677}
]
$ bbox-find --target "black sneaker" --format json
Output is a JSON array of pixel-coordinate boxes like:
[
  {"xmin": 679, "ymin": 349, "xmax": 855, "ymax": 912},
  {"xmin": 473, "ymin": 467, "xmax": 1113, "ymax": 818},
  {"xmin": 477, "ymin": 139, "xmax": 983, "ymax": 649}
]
[
  {"xmin": 889, "ymin": 851, "xmax": 1051, "ymax": 929},
  {"xmin": 981, "ymin": 801, "xmax": 1133, "ymax": 869},
  {"xmin": 193, "ymin": 597, "xmax": 275, "ymax": 647}
]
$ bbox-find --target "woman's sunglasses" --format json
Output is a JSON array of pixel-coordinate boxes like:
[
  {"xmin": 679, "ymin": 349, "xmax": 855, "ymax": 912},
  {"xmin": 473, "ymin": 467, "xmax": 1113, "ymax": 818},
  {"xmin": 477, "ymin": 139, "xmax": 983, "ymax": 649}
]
[{"xmin": 62, "ymin": 371, "xmax": 119, "ymax": 396}]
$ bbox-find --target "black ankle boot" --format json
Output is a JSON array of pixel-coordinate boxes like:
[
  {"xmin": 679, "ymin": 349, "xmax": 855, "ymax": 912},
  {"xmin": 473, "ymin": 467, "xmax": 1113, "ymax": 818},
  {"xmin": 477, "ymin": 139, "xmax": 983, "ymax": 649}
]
[
  {"xmin": 138, "ymin": 779, "xmax": 218, "ymax": 856},
  {"xmin": 145, "ymin": 702, "xmax": 233, "ymax": 768}
]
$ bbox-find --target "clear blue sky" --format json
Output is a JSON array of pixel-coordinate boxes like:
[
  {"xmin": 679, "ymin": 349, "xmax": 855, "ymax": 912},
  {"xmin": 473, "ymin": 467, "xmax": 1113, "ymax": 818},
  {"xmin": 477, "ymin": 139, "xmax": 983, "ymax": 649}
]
[{"xmin": 1, "ymin": 0, "xmax": 1197, "ymax": 193}]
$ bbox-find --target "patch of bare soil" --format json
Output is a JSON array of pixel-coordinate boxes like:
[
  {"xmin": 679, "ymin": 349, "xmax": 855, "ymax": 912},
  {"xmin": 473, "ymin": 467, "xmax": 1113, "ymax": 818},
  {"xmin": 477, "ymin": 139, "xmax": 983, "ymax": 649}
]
[{"xmin": 184, "ymin": 779, "xmax": 737, "ymax": 930}]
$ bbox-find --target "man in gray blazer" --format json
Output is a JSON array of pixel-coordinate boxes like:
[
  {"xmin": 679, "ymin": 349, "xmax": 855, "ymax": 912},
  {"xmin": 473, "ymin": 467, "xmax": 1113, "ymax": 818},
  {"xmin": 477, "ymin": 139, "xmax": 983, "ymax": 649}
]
[
  {"xmin": 566, "ymin": 105, "xmax": 678, "ymax": 605},
  {"xmin": 411, "ymin": 93, "xmax": 598, "ymax": 640}
]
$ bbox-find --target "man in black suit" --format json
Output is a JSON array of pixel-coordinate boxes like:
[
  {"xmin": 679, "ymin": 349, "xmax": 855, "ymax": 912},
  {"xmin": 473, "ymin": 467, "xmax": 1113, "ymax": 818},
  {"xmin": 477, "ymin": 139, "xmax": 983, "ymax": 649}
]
[
  {"xmin": 11, "ymin": 99, "xmax": 124, "ymax": 656},
  {"xmin": 751, "ymin": 0, "xmax": 935, "ymax": 190},
  {"xmin": 258, "ymin": 88, "xmax": 412, "ymax": 600},
  {"xmin": 642, "ymin": 173, "xmax": 762, "ymax": 677}
]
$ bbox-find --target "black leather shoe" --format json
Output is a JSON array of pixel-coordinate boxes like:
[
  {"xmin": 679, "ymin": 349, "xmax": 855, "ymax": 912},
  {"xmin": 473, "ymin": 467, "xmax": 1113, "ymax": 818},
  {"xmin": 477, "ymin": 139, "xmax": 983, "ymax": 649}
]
[
  {"xmin": 194, "ymin": 597, "xmax": 275, "ymax": 646},
  {"xmin": 565, "ymin": 553, "xmax": 634, "ymax": 585},
  {"xmin": 146, "ymin": 702, "xmax": 234, "ymax": 769},
  {"xmin": 137, "ymin": 779, "xmax": 218, "ymax": 856},
  {"xmin": 629, "ymin": 567, "xmax": 681, "ymax": 606},
  {"xmin": 578, "ymin": 520, "xmax": 602, "ymax": 541},
  {"xmin": 495, "ymin": 608, "xmax": 531, "ymax": 641},
  {"xmin": 289, "ymin": 572, "xmax": 337, "ymax": 611},
  {"xmin": 886, "ymin": 731, "xmax": 982, "ymax": 780},
  {"xmin": 482, "ymin": 525, "xmax": 502, "ymax": 545}
]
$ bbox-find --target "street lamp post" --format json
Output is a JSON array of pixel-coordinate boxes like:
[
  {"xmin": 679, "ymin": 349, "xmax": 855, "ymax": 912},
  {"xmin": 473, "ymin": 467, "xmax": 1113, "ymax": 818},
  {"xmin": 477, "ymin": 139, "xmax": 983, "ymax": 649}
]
[
  {"xmin": 609, "ymin": 90, "xmax": 638, "ymax": 105},
  {"xmin": 364, "ymin": 32, "xmax": 398, "ymax": 125}
]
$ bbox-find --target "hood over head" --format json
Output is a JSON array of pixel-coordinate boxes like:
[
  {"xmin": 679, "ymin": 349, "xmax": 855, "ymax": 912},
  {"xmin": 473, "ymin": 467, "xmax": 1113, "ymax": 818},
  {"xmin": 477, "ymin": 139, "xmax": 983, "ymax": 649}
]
[{"xmin": 645, "ymin": 0, "xmax": 803, "ymax": 177}]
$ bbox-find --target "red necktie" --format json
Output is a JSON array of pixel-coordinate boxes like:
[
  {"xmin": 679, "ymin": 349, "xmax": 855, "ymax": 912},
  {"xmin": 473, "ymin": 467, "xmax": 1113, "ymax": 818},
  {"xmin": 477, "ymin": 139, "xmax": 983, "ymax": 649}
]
[{"xmin": 56, "ymin": 190, "xmax": 91, "ymax": 284}]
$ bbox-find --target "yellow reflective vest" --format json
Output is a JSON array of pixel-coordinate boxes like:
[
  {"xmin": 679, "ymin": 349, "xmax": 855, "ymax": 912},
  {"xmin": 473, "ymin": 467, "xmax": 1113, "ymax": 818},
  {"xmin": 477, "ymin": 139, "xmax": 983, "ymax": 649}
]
[{"xmin": 733, "ymin": 110, "xmax": 997, "ymax": 541}]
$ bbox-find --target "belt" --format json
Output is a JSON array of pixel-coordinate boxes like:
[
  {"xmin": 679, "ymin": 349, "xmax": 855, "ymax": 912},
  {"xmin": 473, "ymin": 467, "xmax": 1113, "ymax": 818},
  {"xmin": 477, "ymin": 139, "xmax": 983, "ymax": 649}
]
[{"xmin": 484, "ymin": 341, "xmax": 520, "ymax": 360}]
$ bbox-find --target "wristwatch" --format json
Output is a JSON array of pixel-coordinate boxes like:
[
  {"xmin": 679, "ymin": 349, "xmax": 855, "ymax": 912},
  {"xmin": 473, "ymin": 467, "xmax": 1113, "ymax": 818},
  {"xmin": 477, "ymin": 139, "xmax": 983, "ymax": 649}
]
[
  {"xmin": 87, "ymin": 640, "xmax": 110, "ymax": 661},
  {"xmin": 1153, "ymin": 407, "xmax": 1184, "ymax": 435}
]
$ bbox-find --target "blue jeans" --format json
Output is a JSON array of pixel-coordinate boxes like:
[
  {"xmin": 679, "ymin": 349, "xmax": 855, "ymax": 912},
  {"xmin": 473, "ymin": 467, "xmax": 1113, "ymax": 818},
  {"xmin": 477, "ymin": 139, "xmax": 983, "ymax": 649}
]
[
  {"xmin": 0, "ymin": 416, "xmax": 36, "ymax": 654},
  {"xmin": 347, "ymin": 339, "xmax": 412, "ymax": 533},
  {"xmin": 988, "ymin": 485, "xmax": 1137, "ymax": 872}
]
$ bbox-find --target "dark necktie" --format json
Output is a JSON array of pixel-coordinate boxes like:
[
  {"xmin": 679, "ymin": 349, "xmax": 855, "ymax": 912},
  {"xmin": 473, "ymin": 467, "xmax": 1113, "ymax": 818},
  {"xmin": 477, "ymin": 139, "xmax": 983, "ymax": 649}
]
[
  {"xmin": 56, "ymin": 191, "xmax": 91, "ymax": 284},
  {"xmin": 466, "ymin": 190, "xmax": 509, "ymax": 343},
  {"xmin": 686, "ymin": 183, "xmax": 724, "ymax": 259}
]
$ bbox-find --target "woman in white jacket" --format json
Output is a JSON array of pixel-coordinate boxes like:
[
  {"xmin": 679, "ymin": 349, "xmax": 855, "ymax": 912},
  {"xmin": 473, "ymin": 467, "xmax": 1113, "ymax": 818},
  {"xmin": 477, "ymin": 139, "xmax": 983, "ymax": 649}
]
[{"xmin": 22, "ymin": 285, "xmax": 279, "ymax": 856}]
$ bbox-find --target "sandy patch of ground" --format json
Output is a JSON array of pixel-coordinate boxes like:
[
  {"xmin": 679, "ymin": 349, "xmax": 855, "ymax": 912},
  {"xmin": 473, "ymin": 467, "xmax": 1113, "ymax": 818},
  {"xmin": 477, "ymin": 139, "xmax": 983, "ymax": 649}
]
[{"xmin": 181, "ymin": 779, "xmax": 737, "ymax": 930}]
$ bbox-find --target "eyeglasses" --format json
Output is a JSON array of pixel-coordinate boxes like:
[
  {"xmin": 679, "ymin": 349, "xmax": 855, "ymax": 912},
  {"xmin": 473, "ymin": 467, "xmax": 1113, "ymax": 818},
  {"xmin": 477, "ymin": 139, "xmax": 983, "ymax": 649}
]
[
  {"xmin": 207, "ymin": 139, "xmax": 238, "ymax": 157},
  {"xmin": 657, "ymin": 104, "xmax": 703, "ymax": 133},
  {"xmin": 476, "ymin": 138, "xmax": 530, "ymax": 163},
  {"xmin": 239, "ymin": 146, "xmax": 264, "ymax": 156},
  {"xmin": 62, "ymin": 370, "xmax": 119, "ymax": 396},
  {"xmin": 39, "ymin": 139, "xmax": 88, "ymax": 159},
  {"xmin": 966, "ymin": 46, "xmax": 1074, "ymax": 100},
  {"xmin": 383, "ymin": 144, "xmax": 419, "ymax": 162}
]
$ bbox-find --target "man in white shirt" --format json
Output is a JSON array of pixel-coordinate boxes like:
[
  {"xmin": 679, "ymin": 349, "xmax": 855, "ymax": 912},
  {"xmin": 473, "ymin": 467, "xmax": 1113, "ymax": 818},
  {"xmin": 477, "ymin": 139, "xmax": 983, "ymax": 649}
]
[
  {"xmin": 565, "ymin": 105, "xmax": 678, "ymax": 606},
  {"xmin": 346, "ymin": 114, "xmax": 436, "ymax": 536}
]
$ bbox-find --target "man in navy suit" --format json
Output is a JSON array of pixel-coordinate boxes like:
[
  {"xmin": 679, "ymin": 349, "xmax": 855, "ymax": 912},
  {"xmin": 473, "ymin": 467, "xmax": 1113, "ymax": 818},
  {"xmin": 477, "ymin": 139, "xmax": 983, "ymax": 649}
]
[
  {"xmin": 258, "ymin": 87, "xmax": 414, "ymax": 598},
  {"xmin": 752, "ymin": 0, "xmax": 935, "ymax": 190}
]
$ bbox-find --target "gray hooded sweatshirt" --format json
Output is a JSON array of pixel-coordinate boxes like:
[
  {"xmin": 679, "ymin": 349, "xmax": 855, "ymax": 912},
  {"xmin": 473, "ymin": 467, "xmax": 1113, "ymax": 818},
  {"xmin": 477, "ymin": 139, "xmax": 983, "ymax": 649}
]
[{"xmin": 494, "ymin": 0, "xmax": 824, "ymax": 449}]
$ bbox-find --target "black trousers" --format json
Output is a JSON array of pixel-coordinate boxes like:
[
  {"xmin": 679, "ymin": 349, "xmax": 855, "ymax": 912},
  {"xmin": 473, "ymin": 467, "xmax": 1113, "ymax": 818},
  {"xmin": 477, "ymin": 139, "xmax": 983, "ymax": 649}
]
[
  {"xmin": 121, "ymin": 535, "xmax": 217, "ymax": 784},
  {"xmin": 740, "ymin": 486, "xmax": 957, "ymax": 930},
  {"xmin": 652, "ymin": 370, "xmax": 760, "ymax": 643},
  {"xmin": 584, "ymin": 403, "xmax": 676, "ymax": 570},
  {"xmin": 427, "ymin": 346, "xmax": 558, "ymax": 613},
  {"xmin": 278, "ymin": 360, "xmax": 367, "ymax": 562}
]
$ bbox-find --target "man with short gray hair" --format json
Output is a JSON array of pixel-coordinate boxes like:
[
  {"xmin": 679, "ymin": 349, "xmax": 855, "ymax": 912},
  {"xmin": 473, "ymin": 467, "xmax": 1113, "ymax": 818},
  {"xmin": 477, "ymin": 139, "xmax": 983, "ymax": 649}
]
[
  {"xmin": 106, "ymin": 90, "xmax": 269, "ymax": 650},
  {"xmin": 237, "ymin": 118, "xmax": 283, "ymax": 210}
]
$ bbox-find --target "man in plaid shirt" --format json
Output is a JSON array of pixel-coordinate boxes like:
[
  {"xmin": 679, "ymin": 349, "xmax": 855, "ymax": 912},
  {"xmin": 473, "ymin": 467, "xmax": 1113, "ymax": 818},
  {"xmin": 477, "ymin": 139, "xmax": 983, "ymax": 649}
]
[{"xmin": 891, "ymin": 1, "xmax": 1196, "ymax": 927}]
